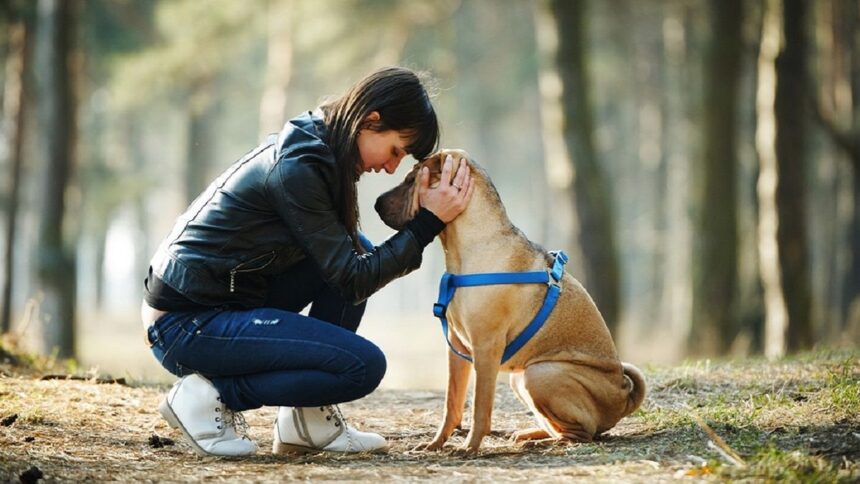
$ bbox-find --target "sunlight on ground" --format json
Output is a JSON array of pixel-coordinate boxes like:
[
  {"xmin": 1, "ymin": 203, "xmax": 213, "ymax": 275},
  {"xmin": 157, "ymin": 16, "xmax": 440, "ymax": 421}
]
[
  {"xmin": 76, "ymin": 304, "xmax": 660, "ymax": 390},
  {"xmin": 76, "ymin": 307, "xmax": 450, "ymax": 389}
]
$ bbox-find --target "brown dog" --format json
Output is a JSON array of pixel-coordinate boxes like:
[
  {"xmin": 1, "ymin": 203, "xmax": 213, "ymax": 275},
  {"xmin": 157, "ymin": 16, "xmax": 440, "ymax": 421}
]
[{"xmin": 375, "ymin": 149, "xmax": 646, "ymax": 452}]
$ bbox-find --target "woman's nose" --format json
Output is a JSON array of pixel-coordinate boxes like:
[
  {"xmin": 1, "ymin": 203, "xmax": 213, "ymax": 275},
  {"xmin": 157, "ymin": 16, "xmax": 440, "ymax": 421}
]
[{"xmin": 385, "ymin": 156, "xmax": 403, "ymax": 174}]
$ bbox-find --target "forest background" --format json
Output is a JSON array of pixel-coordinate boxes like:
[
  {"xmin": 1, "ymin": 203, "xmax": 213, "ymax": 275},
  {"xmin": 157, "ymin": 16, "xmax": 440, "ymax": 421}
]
[{"xmin": 0, "ymin": 0, "xmax": 858, "ymax": 389}]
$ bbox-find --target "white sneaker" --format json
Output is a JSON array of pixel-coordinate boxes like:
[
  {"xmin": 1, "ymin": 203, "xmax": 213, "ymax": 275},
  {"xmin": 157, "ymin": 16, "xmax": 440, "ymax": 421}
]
[
  {"xmin": 158, "ymin": 373, "xmax": 258, "ymax": 457},
  {"xmin": 272, "ymin": 405, "xmax": 388, "ymax": 454}
]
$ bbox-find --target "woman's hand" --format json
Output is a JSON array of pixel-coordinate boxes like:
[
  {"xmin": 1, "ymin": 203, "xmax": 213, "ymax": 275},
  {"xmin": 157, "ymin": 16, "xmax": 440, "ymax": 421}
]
[{"xmin": 418, "ymin": 155, "xmax": 474, "ymax": 223}]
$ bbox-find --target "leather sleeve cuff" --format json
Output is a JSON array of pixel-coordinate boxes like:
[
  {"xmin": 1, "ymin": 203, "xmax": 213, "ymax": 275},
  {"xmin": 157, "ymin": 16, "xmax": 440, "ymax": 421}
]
[{"xmin": 405, "ymin": 207, "xmax": 446, "ymax": 247}]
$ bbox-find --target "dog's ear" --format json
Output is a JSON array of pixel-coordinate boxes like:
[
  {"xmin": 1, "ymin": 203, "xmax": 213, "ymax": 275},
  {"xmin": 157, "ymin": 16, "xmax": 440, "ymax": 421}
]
[
  {"xmin": 419, "ymin": 149, "xmax": 472, "ymax": 190},
  {"xmin": 419, "ymin": 152, "xmax": 446, "ymax": 188},
  {"xmin": 421, "ymin": 152, "xmax": 445, "ymax": 173}
]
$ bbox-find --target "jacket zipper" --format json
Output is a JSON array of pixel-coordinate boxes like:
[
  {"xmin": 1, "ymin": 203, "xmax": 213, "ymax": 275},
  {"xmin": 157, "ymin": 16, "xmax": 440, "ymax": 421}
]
[{"xmin": 229, "ymin": 251, "xmax": 276, "ymax": 293}]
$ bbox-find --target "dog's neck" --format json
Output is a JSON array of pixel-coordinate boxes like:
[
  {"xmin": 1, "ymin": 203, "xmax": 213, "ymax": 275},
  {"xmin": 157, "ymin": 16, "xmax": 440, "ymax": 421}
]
[{"xmin": 438, "ymin": 176, "xmax": 524, "ymax": 273}]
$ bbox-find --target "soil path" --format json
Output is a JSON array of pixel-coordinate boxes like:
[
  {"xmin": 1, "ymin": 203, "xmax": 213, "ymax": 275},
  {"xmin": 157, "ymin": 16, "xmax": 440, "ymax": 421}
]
[{"xmin": 1, "ymin": 350, "xmax": 858, "ymax": 482}]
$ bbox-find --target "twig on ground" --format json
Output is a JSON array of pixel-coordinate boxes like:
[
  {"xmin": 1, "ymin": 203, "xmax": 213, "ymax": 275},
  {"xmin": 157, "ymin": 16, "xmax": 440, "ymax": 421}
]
[
  {"xmin": 40, "ymin": 375, "xmax": 128, "ymax": 386},
  {"xmin": 689, "ymin": 412, "xmax": 746, "ymax": 467}
]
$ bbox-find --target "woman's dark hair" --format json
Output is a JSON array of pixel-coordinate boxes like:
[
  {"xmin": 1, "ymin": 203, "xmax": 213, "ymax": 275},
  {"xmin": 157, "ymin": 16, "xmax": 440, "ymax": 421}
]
[{"xmin": 320, "ymin": 66, "xmax": 439, "ymax": 252}]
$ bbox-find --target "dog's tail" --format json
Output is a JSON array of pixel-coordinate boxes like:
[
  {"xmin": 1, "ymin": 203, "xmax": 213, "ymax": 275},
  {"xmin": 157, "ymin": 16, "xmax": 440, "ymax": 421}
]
[{"xmin": 621, "ymin": 362, "xmax": 646, "ymax": 417}]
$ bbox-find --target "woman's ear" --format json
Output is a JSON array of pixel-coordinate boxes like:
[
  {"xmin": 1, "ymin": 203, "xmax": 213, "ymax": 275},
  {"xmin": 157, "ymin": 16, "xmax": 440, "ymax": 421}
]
[{"xmin": 361, "ymin": 111, "xmax": 381, "ymax": 129}]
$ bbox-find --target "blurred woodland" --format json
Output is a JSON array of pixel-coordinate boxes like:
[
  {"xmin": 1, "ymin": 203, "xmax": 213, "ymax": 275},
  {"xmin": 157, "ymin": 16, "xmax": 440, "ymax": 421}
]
[{"xmin": 0, "ymin": 0, "xmax": 858, "ymax": 381}]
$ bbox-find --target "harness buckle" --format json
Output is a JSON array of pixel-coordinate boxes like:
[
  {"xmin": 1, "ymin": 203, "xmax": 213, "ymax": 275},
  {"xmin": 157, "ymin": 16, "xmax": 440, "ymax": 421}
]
[
  {"xmin": 433, "ymin": 303, "xmax": 447, "ymax": 318},
  {"xmin": 548, "ymin": 250, "xmax": 567, "ymax": 284},
  {"xmin": 546, "ymin": 268, "xmax": 562, "ymax": 289}
]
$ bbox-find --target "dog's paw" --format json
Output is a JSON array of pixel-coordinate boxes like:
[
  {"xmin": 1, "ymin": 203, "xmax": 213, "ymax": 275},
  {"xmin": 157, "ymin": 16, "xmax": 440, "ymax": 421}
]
[
  {"xmin": 452, "ymin": 444, "xmax": 480, "ymax": 457},
  {"xmin": 412, "ymin": 440, "xmax": 446, "ymax": 452},
  {"xmin": 510, "ymin": 428, "xmax": 552, "ymax": 442},
  {"xmin": 514, "ymin": 437, "xmax": 560, "ymax": 450}
]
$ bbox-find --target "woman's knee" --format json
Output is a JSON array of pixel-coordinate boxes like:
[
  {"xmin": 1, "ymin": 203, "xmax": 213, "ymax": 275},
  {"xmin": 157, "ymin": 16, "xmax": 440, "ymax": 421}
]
[
  {"xmin": 364, "ymin": 341, "xmax": 387, "ymax": 390},
  {"xmin": 345, "ymin": 339, "xmax": 386, "ymax": 398}
]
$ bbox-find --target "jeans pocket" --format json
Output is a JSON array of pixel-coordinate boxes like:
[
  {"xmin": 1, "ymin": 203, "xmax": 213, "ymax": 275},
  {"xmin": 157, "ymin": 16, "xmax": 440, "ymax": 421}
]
[
  {"xmin": 179, "ymin": 309, "xmax": 221, "ymax": 336},
  {"xmin": 174, "ymin": 361, "xmax": 190, "ymax": 377},
  {"xmin": 148, "ymin": 313, "xmax": 189, "ymax": 375}
]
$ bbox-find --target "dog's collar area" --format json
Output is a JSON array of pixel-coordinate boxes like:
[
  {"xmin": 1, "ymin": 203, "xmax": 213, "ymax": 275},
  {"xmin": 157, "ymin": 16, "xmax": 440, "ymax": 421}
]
[{"xmin": 432, "ymin": 250, "xmax": 569, "ymax": 364}]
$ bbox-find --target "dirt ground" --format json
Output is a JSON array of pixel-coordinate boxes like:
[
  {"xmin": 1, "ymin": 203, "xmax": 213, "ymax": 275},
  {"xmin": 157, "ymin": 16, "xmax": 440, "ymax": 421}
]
[{"xmin": 1, "ymin": 347, "xmax": 858, "ymax": 482}]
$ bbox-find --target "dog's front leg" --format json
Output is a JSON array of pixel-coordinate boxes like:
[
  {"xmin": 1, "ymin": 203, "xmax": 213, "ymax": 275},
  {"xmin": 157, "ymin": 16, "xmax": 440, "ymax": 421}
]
[
  {"xmin": 462, "ymin": 339, "xmax": 504, "ymax": 453},
  {"xmin": 419, "ymin": 345, "xmax": 472, "ymax": 451}
]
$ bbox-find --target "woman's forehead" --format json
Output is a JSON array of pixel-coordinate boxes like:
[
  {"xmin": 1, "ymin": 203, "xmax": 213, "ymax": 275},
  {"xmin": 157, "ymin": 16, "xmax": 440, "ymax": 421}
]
[{"xmin": 398, "ymin": 129, "xmax": 418, "ymax": 152}]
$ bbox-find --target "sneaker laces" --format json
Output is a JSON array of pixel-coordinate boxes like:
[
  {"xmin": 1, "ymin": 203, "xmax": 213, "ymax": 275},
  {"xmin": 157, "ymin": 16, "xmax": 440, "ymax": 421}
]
[
  {"xmin": 323, "ymin": 405, "xmax": 355, "ymax": 450},
  {"xmin": 223, "ymin": 409, "xmax": 251, "ymax": 438}
]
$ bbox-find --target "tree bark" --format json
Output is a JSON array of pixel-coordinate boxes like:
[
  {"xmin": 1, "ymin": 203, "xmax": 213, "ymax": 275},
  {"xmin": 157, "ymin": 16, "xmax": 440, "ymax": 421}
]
[
  {"xmin": 550, "ymin": 0, "xmax": 621, "ymax": 334},
  {"xmin": 34, "ymin": 0, "xmax": 78, "ymax": 357},
  {"xmin": 1, "ymin": 16, "xmax": 30, "ymax": 334},
  {"xmin": 689, "ymin": 0, "xmax": 743, "ymax": 356},
  {"xmin": 757, "ymin": 0, "xmax": 787, "ymax": 358},
  {"xmin": 774, "ymin": 0, "xmax": 813, "ymax": 352},
  {"xmin": 184, "ymin": 79, "xmax": 215, "ymax": 206},
  {"xmin": 834, "ymin": 0, "xmax": 860, "ymax": 333},
  {"xmin": 532, "ymin": 0, "xmax": 574, "ymax": 253},
  {"xmin": 659, "ymin": 1, "xmax": 695, "ymax": 349},
  {"xmin": 258, "ymin": 0, "xmax": 293, "ymax": 138}
]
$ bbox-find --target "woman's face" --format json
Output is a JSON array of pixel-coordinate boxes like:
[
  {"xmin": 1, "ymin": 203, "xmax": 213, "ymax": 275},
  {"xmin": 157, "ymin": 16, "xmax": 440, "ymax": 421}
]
[{"xmin": 356, "ymin": 112, "xmax": 411, "ymax": 175}]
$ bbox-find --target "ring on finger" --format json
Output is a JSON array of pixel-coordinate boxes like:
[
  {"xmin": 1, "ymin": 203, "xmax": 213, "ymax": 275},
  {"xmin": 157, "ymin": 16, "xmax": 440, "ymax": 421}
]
[{"xmin": 452, "ymin": 183, "xmax": 462, "ymax": 190}]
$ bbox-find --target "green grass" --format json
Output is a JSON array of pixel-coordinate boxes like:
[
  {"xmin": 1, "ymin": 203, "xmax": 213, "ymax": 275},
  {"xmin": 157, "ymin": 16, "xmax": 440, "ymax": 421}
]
[
  {"xmin": 722, "ymin": 446, "xmax": 857, "ymax": 483},
  {"xmin": 631, "ymin": 349, "xmax": 859, "ymax": 481}
]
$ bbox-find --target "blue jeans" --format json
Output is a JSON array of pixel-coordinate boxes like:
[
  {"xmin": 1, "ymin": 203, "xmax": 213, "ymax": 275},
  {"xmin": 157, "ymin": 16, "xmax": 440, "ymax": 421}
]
[{"xmin": 147, "ymin": 237, "xmax": 386, "ymax": 412}]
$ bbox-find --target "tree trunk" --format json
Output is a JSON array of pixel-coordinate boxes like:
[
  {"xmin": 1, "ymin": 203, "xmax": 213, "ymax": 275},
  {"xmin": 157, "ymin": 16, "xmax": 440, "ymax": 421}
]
[
  {"xmin": 659, "ymin": 1, "xmax": 695, "ymax": 350},
  {"xmin": 838, "ymin": 0, "xmax": 860, "ymax": 333},
  {"xmin": 532, "ymin": 0, "xmax": 575, "ymax": 253},
  {"xmin": 185, "ymin": 79, "xmax": 215, "ymax": 206},
  {"xmin": 33, "ymin": 0, "xmax": 78, "ymax": 357},
  {"xmin": 258, "ymin": 0, "xmax": 293, "ymax": 138},
  {"xmin": 550, "ymin": 0, "xmax": 621, "ymax": 334},
  {"xmin": 688, "ymin": 0, "xmax": 743, "ymax": 356},
  {"xmin": 846, "ymin": 151, "xmax": 860, "ymax": 332},
  {"xmin": 757, "ymin": 0, "xmax": 787, "ymax": 358},
  {"xmin": 807, "ymin": 0, "xmax": 859, "ymax": 339},
  {"xmin": 128, "ymin": 119, "xmax": 151, "ymax": 292},
  {"xmin": 93, "ymin": 229, "xmax": 106, "ymax": 308},
  {"xmin": 1, "ymin": 16, "xmax": 30, "ymax": 334},
  {"xmin": 738, "ymin": 1, "xmax": 766, "ymax": 353},
  {"xmin": 774, "ymin": 0, "xmax": 813, "ymax": 352},
  {"xmin": 453, "ymin": 0, "xmax": 498, "ymax": 163}
]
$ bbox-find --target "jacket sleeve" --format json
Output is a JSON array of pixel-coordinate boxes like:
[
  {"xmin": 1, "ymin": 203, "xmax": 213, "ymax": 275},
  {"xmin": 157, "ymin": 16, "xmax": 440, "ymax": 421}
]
[{"xmin": 266, "ymin": 150, "xmax": 423, "ymax": 304}]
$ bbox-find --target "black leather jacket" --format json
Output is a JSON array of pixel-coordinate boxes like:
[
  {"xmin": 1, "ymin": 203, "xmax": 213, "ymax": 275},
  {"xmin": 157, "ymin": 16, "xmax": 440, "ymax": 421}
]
[{"xmin": 148, "ymin": 111, "xmax": 424, "ymax": 308}]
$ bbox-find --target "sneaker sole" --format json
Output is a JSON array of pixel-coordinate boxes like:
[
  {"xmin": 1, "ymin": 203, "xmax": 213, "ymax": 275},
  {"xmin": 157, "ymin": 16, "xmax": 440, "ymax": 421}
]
[
  {"xmin": 158, "ymin": 397, "xmax": 214, "ymax": 457},
  {"xmin": 272, "ymin": 440, "xmax": 318, "ymax": 455},
  {"xmin": 272, "ymin": 439, "xmax": 389, "ymax": 455}
]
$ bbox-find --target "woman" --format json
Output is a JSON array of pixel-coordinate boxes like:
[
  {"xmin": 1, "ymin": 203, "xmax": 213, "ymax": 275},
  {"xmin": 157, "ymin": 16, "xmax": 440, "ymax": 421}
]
[{"xmin": 141, "ymin": 67, "xmax": 473, "ymax": 457}]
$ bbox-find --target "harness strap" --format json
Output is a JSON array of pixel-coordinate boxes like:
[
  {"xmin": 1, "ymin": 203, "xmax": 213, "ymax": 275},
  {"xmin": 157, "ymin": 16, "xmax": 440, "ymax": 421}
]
[{"xmin": 432, "ymin": 251, "xmax": 568, "ymax": 364}]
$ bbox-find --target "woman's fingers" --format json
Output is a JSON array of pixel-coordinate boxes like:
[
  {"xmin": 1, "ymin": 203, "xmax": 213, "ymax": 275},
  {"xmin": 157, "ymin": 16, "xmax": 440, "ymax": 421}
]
[
  {"xmin": 459, "ymin": 169, "xmax": 473, "ymax": 201},
  {"xmin": 456, "ymin": 161, "xmax": 470, "ymax": 197},
  {"xmin": 420, "ymin": 165, "xmax": 430, "ymax": 189},
  {"xmin": 440, "ymin": 155, "xmax": 454, "ymax": 187},
  {"xmin": 463, "ymin": 172, "xmax": 475, "ymax": 205},
  {"xmin": 416, "ymin": 154, "xmax": 473, "ymax": 223},
  {"xmin": 451, "ymin": 158, "xmax": 468, "ymax": 191}
]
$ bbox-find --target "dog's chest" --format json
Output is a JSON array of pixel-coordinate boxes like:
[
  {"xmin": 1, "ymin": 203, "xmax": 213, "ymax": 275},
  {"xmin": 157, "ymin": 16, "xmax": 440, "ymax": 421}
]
[{"xmin": 446, "ymin": 285, "xmax": 531, "ymax": 347}]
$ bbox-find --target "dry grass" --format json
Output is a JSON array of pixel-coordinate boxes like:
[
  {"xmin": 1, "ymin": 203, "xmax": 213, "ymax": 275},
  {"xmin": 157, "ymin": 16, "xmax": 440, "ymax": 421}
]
[{"xmin": 1, "ymin": 348, "xmax": 858, "ymax": 482}]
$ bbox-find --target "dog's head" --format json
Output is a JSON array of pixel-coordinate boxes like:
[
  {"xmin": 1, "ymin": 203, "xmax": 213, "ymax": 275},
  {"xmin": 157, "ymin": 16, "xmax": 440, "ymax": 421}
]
[{"xmin": 374, "ymin": 148, "xmax": 472, "ymax": 230}]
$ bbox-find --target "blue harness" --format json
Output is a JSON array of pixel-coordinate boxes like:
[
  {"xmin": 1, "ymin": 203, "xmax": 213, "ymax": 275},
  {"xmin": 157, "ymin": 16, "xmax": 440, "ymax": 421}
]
[{"xmin": 432, "ymin": 250, "xmax": 569, "ymax": 364}]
